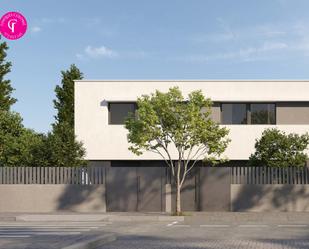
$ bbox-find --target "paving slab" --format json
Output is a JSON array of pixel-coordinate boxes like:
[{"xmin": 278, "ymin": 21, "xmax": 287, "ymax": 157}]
[
  {"xmin": 184, "ymin": 212, "xmax": 309, "ymax": 224},
  {"xmin": 0, "ymin": 212, "xmax": 184, "ymax": 222},
  {"xmin": 61, "ymin": 233, "xmax": 116, "ymax": 249}
]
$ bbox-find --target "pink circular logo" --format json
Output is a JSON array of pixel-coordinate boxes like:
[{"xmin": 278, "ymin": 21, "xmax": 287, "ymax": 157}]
[{"xmin": 0, "ymin": 12, "xmax": 27, "ymax": 40}]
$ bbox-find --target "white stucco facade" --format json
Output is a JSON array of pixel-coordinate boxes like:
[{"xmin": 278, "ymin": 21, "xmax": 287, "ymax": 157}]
[{"xmin": 74, "ymin": 80, "xmax": 309, "ymax": 161}]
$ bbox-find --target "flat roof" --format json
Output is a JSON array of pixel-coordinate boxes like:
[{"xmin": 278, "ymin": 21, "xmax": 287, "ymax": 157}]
[{"xmin": 75, "ymin": 79, "xmax": 309, "ymax": 82}]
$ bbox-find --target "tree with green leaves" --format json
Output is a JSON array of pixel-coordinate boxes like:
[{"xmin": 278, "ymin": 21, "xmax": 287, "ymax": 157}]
[
  {"xmin": 125, "ymin": 87, "xmax": 230, "ymax": 215},
  {"xmin": 249, "ymin": 128, "xmax": 309, "ymax": 168},
  {"xmin": 0, "ymin": 37, "xmax": 16, "ymax": 111},
  {"xmin": 54, "ymin": 64, "xmax": 82, "ymax": 127},
  {"xmin": 0, "ymin": 111, "xmax": 44, "ymax": 167},
  {"xmin": 51, "ymin": 64, "xmax": 86, "ymax": 167},
  {"xmin": 0, "ymin": 37, "xmax": 44, "ymax": 167}
]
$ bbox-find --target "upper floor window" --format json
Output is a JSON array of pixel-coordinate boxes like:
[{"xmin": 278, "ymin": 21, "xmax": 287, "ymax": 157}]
[
  {"xmin": 221, "ymin": 103, "xmax": 247, "ymax": 124},
  {"xmin": 108, "ymin": 102, "xmax": 136, "ymax": 124},
  {"xmin": 221, "ymin": 103, "xmax": 276, "ymax": 125},
  {"xmin": 251, "ymin": 103, "xmax": 275, "ymax": 124}
]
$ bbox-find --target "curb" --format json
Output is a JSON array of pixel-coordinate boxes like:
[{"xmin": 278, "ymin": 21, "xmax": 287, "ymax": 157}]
[
  {"xmin": 61, "ymin": 233, "xmax": 116, "ymax": 249},
  {"xmin": 14, "ymin": 214, "xmax": 184, "ymax": 222},
  {"xmin": 16, "ymin": 214, "xmax": 110, "ymax": 222},
  {"xmin": 108, "ymin": 215, "xmax": 184, "ymax": 222},
  {"xmin": 0, "ymin": 216, "xmax": 16, "ymax": 222}
]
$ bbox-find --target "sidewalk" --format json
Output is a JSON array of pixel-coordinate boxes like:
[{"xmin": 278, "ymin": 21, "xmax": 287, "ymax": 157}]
[
  {"xmin": 0, "ymin": 212, "xmax": 184, "ymax": 222},
  {"xmin": 1, "ymin": 212, "xmax": 309, "ymax": 223},
  {"xmin": 184, "ymin": 212, "xmax": 309, "ymax": 224}
]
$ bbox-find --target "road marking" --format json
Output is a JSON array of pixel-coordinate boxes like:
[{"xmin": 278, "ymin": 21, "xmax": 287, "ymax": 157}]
[
  {"xmin": 278, "ymin": 224, "xmax": 308, "ymax": 228},
  {"xmin": 0, "ymin": 232, "xmax": 81, "ymax": 236},
  {"xmin": 200, "ymin": 224, "xmax": 230, "ymax": 228},
  {"xmin": 0, "ymin": 224, "xmax": 105, "ymax": 227},
  {"xmin": 167, "ymin": 221, "xmax": 178, "ymax": 227},
  {"xmin": 173, "ymin": 225, "xmax": 190, "ymax": 227},
  {"xmin": 0, "ymin": 227, "xmax": 99, "ymax": 230},
  {"xmin": 0, "ymin": 229, "xmax": 91, "ymax": 232},
  {"xmin": 0, "ymin": 235, "xmax": 30, "ymax": 238},
  {"xmin": 239, "ymin": 224, "xmax": 269, "ymax": 228},
  {"xmin": 0, "ymin": 222, "xmax": 108, "ymax": 227},
  {"xmin": 0, "ymin": 222, "xmax": 106, "ymax": 237},
  {"xmin": 33, "ymin": 232, "xmax": 81, "ymax": 235}
]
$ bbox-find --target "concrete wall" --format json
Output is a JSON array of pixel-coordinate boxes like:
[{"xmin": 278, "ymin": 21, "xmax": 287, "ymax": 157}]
[
  {"xmin": 75, "ymin": 80, "xmax": 309, "ymax": 161},
  {"xmin": 231, "ymin": 184, "xmax": 309, "ymax": 212},
  {"xmin": 277, "ymin": 102, "xmax": 309, "ymax": 124},
  {"xmin": 1, "ymin": 182, "xmax": 309, "ymax": 213},
  {"xmin": 0, "ymin": 185, "xmax": 106, "ymax": 213}
]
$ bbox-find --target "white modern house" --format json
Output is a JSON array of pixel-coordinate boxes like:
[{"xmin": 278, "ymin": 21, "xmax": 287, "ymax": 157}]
[
  {"xmin": 74, "ymin": 80, "xmax": 309, "ymax": 212},
  {"xmin": 75, "ymin": 80, "xmax": 309, "ymax": 161}
]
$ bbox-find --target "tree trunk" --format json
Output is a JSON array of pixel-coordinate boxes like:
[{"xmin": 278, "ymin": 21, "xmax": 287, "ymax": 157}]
[{"xmin": 176, "ymin": 182, "xmax": 181, "ymax": 215}]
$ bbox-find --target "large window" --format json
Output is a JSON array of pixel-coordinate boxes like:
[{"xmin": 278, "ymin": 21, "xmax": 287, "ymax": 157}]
[
  {"xmin": 221, "ymin": 104, "xmax": 247, "ymax": 124},
  {"xmin": 108, "ymin": 102, "xmax": 136, "ymax": 124},
  {"xmin": 221, "ymin": 103, "xmax": 276, "ymax": 125},
  {"xmin": 251, "ymin": 103, "xmax": 275, "ymax": 124}
]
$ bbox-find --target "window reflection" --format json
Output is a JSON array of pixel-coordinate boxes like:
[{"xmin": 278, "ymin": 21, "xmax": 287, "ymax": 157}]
[
  {"xmin": 109, "ymin": 103, "xmax": 136, "ymax": 124},
  {"xmin": 251, "ymin": 104, "xmax": 275, "ymax": 124},
  {"xmin": 221, "ymin": 103, "xmax": 276, "ymax": 125},
  {"xmin": 221, "ymin": 104, "xmax": 247, "ymax": 124}
]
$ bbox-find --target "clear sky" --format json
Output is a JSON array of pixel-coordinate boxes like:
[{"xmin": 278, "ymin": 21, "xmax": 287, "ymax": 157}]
[{"xmin": 2, "ymin": 0, "xmax": 309, "ymax": 132}]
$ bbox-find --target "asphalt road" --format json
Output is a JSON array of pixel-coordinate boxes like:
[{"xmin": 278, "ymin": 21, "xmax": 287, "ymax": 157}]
[
  {"xmin": 100, "ymin": 217, "xmax": 309, "ymax": 249},
  {"xmin": 1, "ymin": 216, "xmax": 309, "ymax": 249},
  {"xmin": 0, "ymin": 221, "xmax": 110, "ymax": 249}
]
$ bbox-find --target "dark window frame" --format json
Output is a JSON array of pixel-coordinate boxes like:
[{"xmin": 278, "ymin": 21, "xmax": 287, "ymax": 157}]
[
  {"xmin": 220, "ymin": 103, "xmax": 249, "ymax": 125},
  {"xmin": 108, "ymin": 102, "xmax": 137, "ymax": 125},
  {"xmin": 250, "ymin": 103, "xmax": 276, "ymax": 125},
  {"xmin": 220, "ymin": 102, "xmax": 276, "ymax": 125}
]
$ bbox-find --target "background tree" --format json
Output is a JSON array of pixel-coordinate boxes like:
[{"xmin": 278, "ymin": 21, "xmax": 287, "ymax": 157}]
[
  {"xmin": 0, "ymin": 37, "xmax": 16, "ymax": 111},
  {"xmin": 0, "ymin": 38, "xmax": 43, "ymax": 167},
  {"xmin": 125, "ymin": 87, "xmax": 230, "ymax": 215},
  {"xmin": 249, "ymin": 128, "xmax": 309, "ymax": 167},
  {"xmin": 0, "ymin": 111, "xmax": 43, "ymax": 167},
  {"xmin": 54, "ymin": 64, "xmax": 81, "ymax": 127},
  {"xmin": 0, "ymin": 38, "xmax": 86, "ymax": 167},
  {"xmin": 50, "ymin": 64, "xmax": 86, "ymax": 167}
]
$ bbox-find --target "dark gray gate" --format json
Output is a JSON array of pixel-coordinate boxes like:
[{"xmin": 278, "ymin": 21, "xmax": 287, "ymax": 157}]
[
  {"xmin": 137, "ymin": 162, "xmax": 165, "ymax": 211},
  {"xmin": 106, "ymin": 161, "xmax": 165, "ymax": 212},
  {"xmin": 171, "ymin": 167, "xmax": 200, "ymax": 211},
  {"xmin": 106, "ymin": 162, "xmax": 232, "ymax": 212},
  {"xmin": 181, "ymin": 167, "xmax": 199, "ymax": 211},
  {"xmin": 199, "ymin": 167, "xmax": 231, "ymax": 211},
  {"xmin": 106, "ymin": 165, "xmax": 138, "ymax": 211}
]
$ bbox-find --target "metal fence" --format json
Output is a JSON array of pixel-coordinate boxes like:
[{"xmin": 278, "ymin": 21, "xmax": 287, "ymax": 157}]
[
  {"xmin": 2, "ymin": 166, "xmax": 309, "ymax": 185},
  {"xmin": 231, "ymin": 166, "xmax": 309, "ymax": 184},
  {"xmin": 0, "ymin": 167, "xmax": 105, "ymax": 185}
]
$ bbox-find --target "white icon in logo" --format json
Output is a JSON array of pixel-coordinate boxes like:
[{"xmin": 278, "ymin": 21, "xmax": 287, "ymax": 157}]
[{"xmin": 8, "ymin": 19, "xmax": 17, "ymax": 33}]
